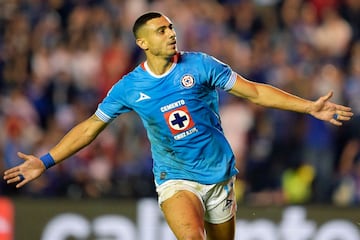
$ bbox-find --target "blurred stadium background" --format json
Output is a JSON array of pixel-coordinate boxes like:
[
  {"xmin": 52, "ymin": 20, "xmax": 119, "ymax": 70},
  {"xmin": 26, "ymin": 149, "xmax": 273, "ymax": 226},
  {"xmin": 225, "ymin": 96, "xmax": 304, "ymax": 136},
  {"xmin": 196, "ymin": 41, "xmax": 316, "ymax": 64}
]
[{"xmin": 0, "ymin": 0, "xmax": 359, "ymax": 239}]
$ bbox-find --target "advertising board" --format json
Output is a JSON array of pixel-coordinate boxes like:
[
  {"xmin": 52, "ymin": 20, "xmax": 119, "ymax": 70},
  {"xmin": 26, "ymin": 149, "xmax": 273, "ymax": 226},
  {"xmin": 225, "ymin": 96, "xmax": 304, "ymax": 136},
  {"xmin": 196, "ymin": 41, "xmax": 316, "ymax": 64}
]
[{"xmin": 2, "ymin": 198, "xmax": 359, "ymax": 240}]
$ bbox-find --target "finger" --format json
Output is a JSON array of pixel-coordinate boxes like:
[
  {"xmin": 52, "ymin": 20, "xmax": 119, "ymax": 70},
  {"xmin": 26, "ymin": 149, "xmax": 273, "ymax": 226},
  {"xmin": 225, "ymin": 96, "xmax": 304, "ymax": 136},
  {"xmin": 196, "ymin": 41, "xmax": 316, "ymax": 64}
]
[
  {"xmin": 340, "ymin": 117, "xmax": 352, "ymax": 121},
  {"xmin": 4, "ymin": 171, "xmax": 21, "ymax": 181},
  {"xmin": 3, "ymin": 167, "xmax": 21, "ymax": 178},
  {"xmin": 6, "ymin": 178, "xmax": 17, "ymax": 184},
  {"xmin": 16, "ymin": 179, "xmax": 30, "ymax": 188},
  {"xmin": 330, "ymin": 118, "xmax": 343, "ymax": 126},
  {"xmin": 6, "ymin": 176, "xmax": 22, "ymax": 184},
  {"xmin": 333, "ymin": 112, "xmax": 350, "ymax": 121},
  {"xmin": 15, "ymin": 174, "xmax": 27, "ymax": 188},
  {"xmin": 4, "ymin": 172, "xmax": 23, "ymax": 183},
  {"xmin": 333, "ymin": 110, "xmax": 354, "ymax": 122},
  {"xmin": 18, "ymin": 174, "xmax": 25, "ymax": 182},
  {"xmin": 17, "ymin": 152, "xmax": 29, "ymax": 160},
  {"xmin": 321, "ymin": 91, "xmax": 333, "ymax": 102},
  {"xmin": 337, "ymin": 115, "xmax": 352, "ymax": 121},
  {"xmin": 335, "ymin": 105, "xmax": 353, "ymax": 112},
  {"xmin": 336, "ymin": 109, "xmax": 354, "ymax": 117},
  {"xmin": 4, "ymin": 175, "xmax": 25, "ymax": 186},
  {"xmin": 5, "ymin": 173, "xmax": 28, "ymax": 187}
]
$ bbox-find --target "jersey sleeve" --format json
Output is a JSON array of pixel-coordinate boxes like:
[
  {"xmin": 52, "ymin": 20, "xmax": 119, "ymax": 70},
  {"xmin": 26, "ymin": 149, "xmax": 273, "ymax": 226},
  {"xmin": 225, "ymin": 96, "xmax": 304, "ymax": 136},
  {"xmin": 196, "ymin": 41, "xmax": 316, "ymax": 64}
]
[
  {"xmin": 202, "ymin": 53, "xmax": 237, "ymax": 91},
  {"xmin": 95, "ymin": 83, "xmax": 132, "ymax": 123}
]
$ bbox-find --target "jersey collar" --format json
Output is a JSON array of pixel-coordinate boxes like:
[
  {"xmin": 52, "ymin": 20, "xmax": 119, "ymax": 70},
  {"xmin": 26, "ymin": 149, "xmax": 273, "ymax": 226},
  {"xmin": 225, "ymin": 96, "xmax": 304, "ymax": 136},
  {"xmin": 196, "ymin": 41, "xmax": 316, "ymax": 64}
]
[{"xmin": 141, "ymin": 52, "xmax": 180, "ymax": 78}]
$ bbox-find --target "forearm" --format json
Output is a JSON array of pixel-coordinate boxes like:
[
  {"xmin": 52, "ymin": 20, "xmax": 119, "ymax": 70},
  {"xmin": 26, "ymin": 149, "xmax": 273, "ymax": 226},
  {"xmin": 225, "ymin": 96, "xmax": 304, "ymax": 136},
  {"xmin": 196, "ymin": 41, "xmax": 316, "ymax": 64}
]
[
  {"xmin": 250, "ymin": 83, "xmax": 313, "ymax": 114},
  {"xmin": 2, "ymin": 115, "xmax": 108, "ymax": 188},
  {"xmin": 229, "ymin": 75, "xmax": 313, "ymax": 114},
  {"xmin": 49, "ymin": 126, "xmax": 95, "ymax": 164},
  {"xmin": 47, "ymin": 115, "xmax": 107, "ymax": 165}
]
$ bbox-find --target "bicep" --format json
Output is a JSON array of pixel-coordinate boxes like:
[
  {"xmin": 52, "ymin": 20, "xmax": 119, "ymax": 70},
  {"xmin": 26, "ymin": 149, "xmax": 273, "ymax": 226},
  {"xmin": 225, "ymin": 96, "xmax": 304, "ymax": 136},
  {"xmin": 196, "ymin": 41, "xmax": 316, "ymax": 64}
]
[
  {"xmin": 82, "ymin": 114, "xmax": 109, "ymax": 138},
  {"xmin": 228, "ymin": 74, "xmax": 260, "ymax": 100}
]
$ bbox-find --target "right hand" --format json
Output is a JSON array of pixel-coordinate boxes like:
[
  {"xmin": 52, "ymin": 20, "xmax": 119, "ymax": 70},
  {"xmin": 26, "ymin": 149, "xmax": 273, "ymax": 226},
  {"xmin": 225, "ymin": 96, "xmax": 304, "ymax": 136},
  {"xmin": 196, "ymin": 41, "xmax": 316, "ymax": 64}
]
[{"xmin": 3, "ymin": 152, "xmax": 46, "ymax": 188}]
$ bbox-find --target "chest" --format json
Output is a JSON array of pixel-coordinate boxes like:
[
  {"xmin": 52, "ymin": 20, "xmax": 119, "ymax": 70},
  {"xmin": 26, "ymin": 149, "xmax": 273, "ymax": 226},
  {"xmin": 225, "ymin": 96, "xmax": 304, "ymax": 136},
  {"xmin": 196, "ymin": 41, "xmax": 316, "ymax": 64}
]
[
  {"xmin": 122, "ymin": 74, "xmax": 220, "ymax": 143},
  {"xmin": 128, "ymin": 68, "xmax": 213, "ymax": 117}
]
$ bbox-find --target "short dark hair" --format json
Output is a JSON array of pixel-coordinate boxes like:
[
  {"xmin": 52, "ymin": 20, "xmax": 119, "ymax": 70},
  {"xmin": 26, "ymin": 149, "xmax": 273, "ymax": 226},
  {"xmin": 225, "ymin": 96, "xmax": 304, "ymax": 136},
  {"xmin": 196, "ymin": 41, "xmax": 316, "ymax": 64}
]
[{"xmin": 132, "ymin": 12, "xmax": 163, "ymax": 39}]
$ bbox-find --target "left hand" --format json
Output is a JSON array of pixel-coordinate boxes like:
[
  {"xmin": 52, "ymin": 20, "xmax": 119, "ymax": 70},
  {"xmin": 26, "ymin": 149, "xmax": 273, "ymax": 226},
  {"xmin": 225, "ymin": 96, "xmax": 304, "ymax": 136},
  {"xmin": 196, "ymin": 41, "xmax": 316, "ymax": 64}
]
[
  {"xmin": 3, "ymin": 152, "xmax": 46, "ymax": 188},
  {"xmin": 309, "ymin": 91, "xmax": 353, "ymax": 126}
]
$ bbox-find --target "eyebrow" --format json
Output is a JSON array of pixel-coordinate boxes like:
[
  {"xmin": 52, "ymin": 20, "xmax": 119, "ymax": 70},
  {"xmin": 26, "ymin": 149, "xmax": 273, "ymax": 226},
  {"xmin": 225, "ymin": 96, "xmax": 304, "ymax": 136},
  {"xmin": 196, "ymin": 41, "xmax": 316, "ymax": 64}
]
[{"xmin": 155, "ymin": 23, "xmax": 173, "ymax": 32}]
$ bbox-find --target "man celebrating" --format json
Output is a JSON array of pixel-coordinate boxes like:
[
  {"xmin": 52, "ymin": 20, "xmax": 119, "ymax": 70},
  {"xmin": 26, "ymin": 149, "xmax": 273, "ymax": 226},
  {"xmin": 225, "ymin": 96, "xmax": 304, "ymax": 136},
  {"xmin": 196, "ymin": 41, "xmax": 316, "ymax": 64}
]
[{"xmin": 4, "ymin": 12, "xmax": 353, "ymax": 240}]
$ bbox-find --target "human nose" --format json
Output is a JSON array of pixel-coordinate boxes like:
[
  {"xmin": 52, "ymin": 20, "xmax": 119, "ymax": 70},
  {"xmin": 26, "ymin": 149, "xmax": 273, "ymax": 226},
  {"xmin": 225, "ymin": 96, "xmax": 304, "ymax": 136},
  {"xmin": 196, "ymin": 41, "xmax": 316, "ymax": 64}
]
[{"xmin": 168, "ymin": 28, "xmax": 176, "ymax": 38}]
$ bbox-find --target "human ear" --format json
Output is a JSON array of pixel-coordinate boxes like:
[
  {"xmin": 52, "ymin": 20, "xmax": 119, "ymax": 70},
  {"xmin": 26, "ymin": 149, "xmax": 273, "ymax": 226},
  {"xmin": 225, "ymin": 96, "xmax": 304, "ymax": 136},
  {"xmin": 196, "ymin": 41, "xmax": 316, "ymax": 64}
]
[{"xmin": 136, "ymin": 38, "xmax": 149, "ymax": 50}]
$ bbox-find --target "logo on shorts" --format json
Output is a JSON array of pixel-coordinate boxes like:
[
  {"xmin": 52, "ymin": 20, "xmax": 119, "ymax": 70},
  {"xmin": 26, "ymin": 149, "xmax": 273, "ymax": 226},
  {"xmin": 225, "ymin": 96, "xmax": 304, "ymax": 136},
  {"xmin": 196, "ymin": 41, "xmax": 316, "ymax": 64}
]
[
  {"xmin": 181, "ymin": 74, "xmax": 195, "ymax": 88},
  {"xmin": 223, "ymin": 199, "xmax": 233, "ymax": 211}
]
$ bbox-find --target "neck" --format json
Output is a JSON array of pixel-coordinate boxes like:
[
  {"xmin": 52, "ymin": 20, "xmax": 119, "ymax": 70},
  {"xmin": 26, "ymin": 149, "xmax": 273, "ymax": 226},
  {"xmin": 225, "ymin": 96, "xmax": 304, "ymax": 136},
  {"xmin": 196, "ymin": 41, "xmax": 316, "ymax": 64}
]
[
  {"xmin": 145, "ymin": 53, "xmax": 178, "ymax": 75},
  {"xmin": 146, "ymin": 59, "xmax": 172, "ymax": 75}
]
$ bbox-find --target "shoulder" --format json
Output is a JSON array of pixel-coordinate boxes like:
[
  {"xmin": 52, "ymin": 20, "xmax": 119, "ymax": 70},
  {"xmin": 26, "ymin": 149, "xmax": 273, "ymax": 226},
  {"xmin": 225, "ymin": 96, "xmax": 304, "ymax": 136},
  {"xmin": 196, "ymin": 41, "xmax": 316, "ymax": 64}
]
[
  {"xmin": 178, "ymin": 51, "xmax": 217, "ymax": 67},
  {"xmin": 181, "ymin": 51, "xmax": 225, "ymax": 63},
  {"xmin": 179, "ymin": 51, "xmax": 210, "ymax": 60},
  {"xmin": 106, "ymin": 65, "xmax": 144, "ymax": 94},
  {"xmin": 115, "ymin": 65, "xmax": 145, "ymax": 85},
  {"xmin": 124, "ymin": 64, "xmax": 146, "ymax": 80}
]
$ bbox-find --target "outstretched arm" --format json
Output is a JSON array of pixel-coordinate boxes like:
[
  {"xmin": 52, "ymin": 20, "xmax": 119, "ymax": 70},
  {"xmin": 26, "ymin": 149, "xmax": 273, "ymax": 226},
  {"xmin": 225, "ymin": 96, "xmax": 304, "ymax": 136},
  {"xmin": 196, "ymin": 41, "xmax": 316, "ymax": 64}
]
[
  {"xmin": 229, "ymin": 74, "xmax": 353, "ymax": 126},
  {"xmin": 3, "ymin": 114, "xmax": 108, "ymax": 188}
]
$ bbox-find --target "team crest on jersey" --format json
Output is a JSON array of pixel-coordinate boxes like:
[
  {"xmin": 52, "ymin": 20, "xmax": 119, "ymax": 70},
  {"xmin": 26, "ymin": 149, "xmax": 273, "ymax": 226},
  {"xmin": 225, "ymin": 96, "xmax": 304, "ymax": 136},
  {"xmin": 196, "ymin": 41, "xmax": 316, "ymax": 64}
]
[
  {"xmin": 163, "ymin": 105, "xmax": 198, "ymax": 140},
  {"xmin": 164, "ymin": 105, "xmax": 194, "ymax": 134},
  {"xmin": 181, "ymin": 74, "xmax": 195, "ymax": 88}
]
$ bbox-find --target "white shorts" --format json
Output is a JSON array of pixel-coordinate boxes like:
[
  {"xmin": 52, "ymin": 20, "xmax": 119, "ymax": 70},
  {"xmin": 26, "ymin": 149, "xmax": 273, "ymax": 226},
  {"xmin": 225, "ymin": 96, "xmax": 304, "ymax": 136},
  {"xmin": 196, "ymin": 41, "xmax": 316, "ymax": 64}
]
[{"xmin": 156, "ymin": 176, "xmax": 237, "ymax": 224}]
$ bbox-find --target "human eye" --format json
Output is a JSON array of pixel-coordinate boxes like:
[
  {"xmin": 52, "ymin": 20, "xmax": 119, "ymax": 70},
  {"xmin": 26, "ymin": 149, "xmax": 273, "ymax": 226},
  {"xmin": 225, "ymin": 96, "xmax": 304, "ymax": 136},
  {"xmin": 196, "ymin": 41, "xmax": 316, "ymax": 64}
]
[{"xmin": 157, "ymin": 27, "xmax": 165, "ymax": 34}]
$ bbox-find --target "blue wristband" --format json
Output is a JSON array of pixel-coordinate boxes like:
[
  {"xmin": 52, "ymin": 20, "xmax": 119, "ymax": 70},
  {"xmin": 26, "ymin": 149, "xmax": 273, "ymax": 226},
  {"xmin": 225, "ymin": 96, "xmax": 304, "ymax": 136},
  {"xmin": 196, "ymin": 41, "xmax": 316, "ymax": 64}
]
[{"xmin": 40, "ymin": 153, "xmax": 56, "ymax": 169}]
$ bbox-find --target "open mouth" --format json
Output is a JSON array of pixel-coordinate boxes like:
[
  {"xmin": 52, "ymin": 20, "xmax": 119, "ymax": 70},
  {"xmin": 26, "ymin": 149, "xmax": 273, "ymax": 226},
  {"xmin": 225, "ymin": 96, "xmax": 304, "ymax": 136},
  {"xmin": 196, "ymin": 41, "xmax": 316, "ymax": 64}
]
[{"xmin": 168, "ymin": 41, "xmax": 177, "ymax": 50}]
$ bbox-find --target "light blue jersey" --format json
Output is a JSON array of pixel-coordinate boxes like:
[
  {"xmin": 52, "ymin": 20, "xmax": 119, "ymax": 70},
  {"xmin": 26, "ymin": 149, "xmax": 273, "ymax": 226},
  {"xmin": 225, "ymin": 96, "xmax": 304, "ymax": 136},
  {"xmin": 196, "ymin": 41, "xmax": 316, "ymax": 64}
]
[{"xmin": 95, "ymin": 51, "xmax": 239, "ymax": 185}]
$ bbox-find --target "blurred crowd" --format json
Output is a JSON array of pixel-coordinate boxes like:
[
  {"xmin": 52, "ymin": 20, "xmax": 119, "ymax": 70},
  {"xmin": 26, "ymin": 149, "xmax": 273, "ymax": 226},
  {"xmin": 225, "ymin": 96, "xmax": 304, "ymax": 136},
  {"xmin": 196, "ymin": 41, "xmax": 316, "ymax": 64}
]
[{"xmin": 0, "ymin": 0, "xmax": 360, "ymax": 206}]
